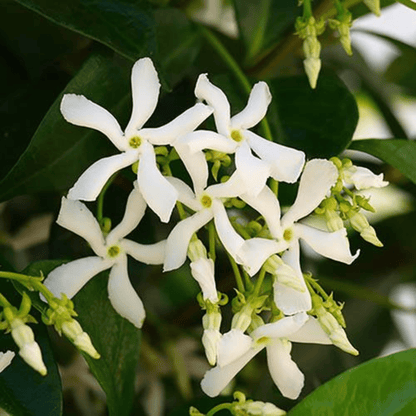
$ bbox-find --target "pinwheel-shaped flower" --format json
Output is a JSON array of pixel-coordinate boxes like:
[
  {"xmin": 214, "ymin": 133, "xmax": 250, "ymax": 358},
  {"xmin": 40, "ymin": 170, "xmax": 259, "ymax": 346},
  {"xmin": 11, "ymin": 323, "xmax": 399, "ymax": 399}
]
[
  {"xmin": 163, "ymin": 173, "xmax": 281, "ymax": 276},
  {"xmin": 241, "ymin": 159, "xmax": 359, "ymax": 314},
  {"xmin": 176, "ymin": 74, "xmax": 305, "ymax": 196},
  {"xmin": 61, "ymin": 57, "xmax": 212, "ymax": 222},
  {"xmin": 44, "ymin": 183, "xmax": 166, "ymax": 328},
  {"xmin": 201, "ymin": 312, "xmax": 331, "ymax": 400}
]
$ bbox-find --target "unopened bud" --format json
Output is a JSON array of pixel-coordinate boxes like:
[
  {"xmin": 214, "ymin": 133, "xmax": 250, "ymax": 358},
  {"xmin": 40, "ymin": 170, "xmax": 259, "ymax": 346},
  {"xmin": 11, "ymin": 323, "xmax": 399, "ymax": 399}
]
[
  {"xmin": 349, "ymin": 212, "xmax": 383, "ymax": 246},
  {"xmin": 202, "ymin": 310, "xmax": 221, "ymax": 331},
  {"xmin": 325, "ymin": 209, "xmax": 344, "ymax": 232},
  {"xmin": 61, "ymin": 320, "xmax": 100, "ymax": 359},
  {"xmin": 202, "ymin": 329, "xmax": 222, "ymax": 366},
  {"xmin": 304, "ymin": 57, "xmax": 321, "ymax": 89}
]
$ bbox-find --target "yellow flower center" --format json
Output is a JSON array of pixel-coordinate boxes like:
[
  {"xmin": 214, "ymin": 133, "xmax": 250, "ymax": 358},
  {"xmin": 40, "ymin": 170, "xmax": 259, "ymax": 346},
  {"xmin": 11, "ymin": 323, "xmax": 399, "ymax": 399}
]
[
  {"xmin": 283, "ymin": 228, "xmax": 293, "ymax": 242},
  {"xmin": 200, "ymin": 195, "xmax": 213, "ymax": 208},
  {"xmin": 129, "ymin": 136, "xmax": 142, "ymax": 149},
  {"xmin": 231, "ymin": 129, "xmax": 243, "ymax": 142},
  {"xmin": 107, "ymin": 245, "xmax": 120, "ymax": 258}
]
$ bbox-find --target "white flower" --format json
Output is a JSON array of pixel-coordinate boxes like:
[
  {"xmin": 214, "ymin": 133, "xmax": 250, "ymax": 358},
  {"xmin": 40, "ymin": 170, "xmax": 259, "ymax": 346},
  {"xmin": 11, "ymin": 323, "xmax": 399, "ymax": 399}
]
[
  {"xmin": 0, "ymin": 350, "xmax": 15, "ymax": 373},
  {"xmin": 201, "ymin": 313, "xmax": 331, "ymax": 400},
  {"xmin": 240, "ymin": 159, "xmax": 360, "ymax": 315},
  {"xmin": 163, "ymin": 174, "xmax": 281, "ymax": 276},
  {"xmin": 44, "ymin": 183, "xmax": 166, "ymax": 328},
  {"xmin": 175, "ymin": 74, "xmax": 305, "ymax": 196},
  {"xmin": 61, "ymin": 57, "xmax": 212, "ymax": 222},
  {"xmin": 342, "ymin": 166, "xmax": 388, "ymax": 190}
]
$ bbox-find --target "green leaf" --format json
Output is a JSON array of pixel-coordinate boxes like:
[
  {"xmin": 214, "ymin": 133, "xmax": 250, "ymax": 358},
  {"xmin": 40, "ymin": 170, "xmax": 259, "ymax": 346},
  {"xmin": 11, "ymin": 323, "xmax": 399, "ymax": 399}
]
[
  {"xmin": 288, "ymin": 349, "xmax": 416, "ymax": 416},
  {"xmin": 233, "ymin": 0, "xmax": 299, "ymax": 64},
  {"xmin": 12, "ymin": 0, "xmax": 155, "ymax": 62},
  {"xmin": 72, "ymin": 271, "xmax": 141, "ymax": 416},
  {"xmin": 349, "ymin": 139, "xmax": 416, "ymax": 184},
  {"xmin": 269, "ymin": 74, "xmax": 359, "ymax": 158},
  {"xmin": 0, "ymin": 278, "xmax": 62, "ymax": 416},
  {"xmin": 0, "ymin": 52, "xmax": 131, "ymax": 202}
]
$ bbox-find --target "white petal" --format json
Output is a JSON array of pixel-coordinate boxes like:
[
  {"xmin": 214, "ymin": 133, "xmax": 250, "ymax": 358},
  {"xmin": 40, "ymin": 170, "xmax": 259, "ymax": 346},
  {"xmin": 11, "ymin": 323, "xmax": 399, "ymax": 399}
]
[
  {"xmin": 44, "ymin": 257, "xmax": 113, "ymax": 299},
  {"xmin": 140, "ymin": 103, "xmax": 213, "ymax": 145},
  {"xmin": 68, "ymin": 151, "xmax": 139, "ymax": 202},
  {"xmin": 230, "ymin": 82, "xmax": 271, "ymax": 130},
  {"xmin": 57, "ymin": 197, "xmax": 106, "ymax": 257},
  {"xmin": 212, "ymin": 200, "xmax": 244, "ymax": 260},
  {"xmin": 206, "ymin": 171, "xmax": 246, "ymax": 199},
  {"xmin": 237, "ymin": 238, "xmax": 283, "ymax": 277},
  {"xmin": 282, "ymin": 159, "xmax": 338, "ymax": 227},
  {"xmin": 235, "ymin": 141, "xmax": 271, "ymax": 197},
  {"xmin": 164, "ymin": 210, "xmax": 213, "ymax": 271},
  {"xmin": 174, "ymin": 144, "xmax": 208, "ymax": 196},
  {"xmin": 195, "ymin": 74, "xmax": 231, "ymax": 136},
  {"xmin": 121, "ymin": 239, "xmax": 166, "ymax": 265},
  {"xmin": 138, "ymin": 141, "xmax": 178, "ymax": 223},
  {"xmin": 125, "ymin": 58, "xmax": 160, "ymax": 134},
  {"xmin": 266, "ymin": 339, "xmax": 304, "ymax": 400},
  {"xmin": 274, "ymin": 242, "xmax": 312, "ymax": 314},
  {"xmin": 165, "ymin": 177, "xmax": 200, "ymax": 211},
  {"xmin": 178, "ymin": 130, "xmax": 237, "ymax": 154},
  {"xmin": 246, "ymin": 131, "xmax": 305, "ymax": 183},
  {"xmin": 106, "ymin": 182, "xmax": 146, "ymax": 245},
  {"xmin": 251, "ymin": 313, "xmax": 308, "ymax": 340},
  {"xmin": 201, "ymin": 347, "xmax": 263, "ymax": 397},
  {"xmin": 108, "ymin": 256, "xmax": 145, "ymax": 328},
  {"xmin": 60, "ymin": 94, "xmax": 125, "ymax": 151},
  {"xmin": 241, "ymin": 185, "xmax": 282, "ymax": 239},
  {"xmin": 295, "ymin": 224, "xmax": 360, "ymax": 264},
  {"xmin": 190, "ymin": 258, "xmax": 218, "ymax": 302},
  {"xmin": 344, "ymin": 166, "xmax": 388, "ymax": 190},
  {"xmin": 0, "ymin": 351, "xmax": 15, "ymax": 373},
  {"xmin": 216, "ymin": 329, "xmax": 253, "ymax": 367},
  {"xmin": 288, "ymin": 317, "xmax": 331, "ymax": 344}
]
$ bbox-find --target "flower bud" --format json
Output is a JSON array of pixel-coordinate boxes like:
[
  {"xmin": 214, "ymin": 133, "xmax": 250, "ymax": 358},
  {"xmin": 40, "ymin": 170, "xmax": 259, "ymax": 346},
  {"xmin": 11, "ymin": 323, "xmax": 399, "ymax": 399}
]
[
  {"xmin": 343, "ymin": 166, "xmax": 388, "ymax": 190},
  {"xmin": 202, "ymin": 329, "xmax": 222, "ymax": 366},
  {"xmin": 349, "ymin": 212, "xmax": 383, "ymax": 247},
  {"xmin": 61, "ymin": 320, "xmax": 100, "ymax": 359},
  {"xmin": 303, "ymin": 57, "xmax": 321, "ymax": 89},
  {"xmin": 11, "ymin": 319, "xmax": 47, "ymax": 375},
  {"xmin": 325, "ymin": 209, "xmax": 344, "ymax": 232}
]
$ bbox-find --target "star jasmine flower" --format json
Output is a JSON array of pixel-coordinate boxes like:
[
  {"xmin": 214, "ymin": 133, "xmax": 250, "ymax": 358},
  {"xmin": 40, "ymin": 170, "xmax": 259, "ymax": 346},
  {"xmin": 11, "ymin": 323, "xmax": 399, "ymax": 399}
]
[
  {"xmin": 201, "ymin": 312, "xmax": 331, "ymax": 400},
  {"xmin": 176, "ymin": 74, "xmax": 305, "ymax": 197},
  {"xmin": 163, "ymin": 174, "xmax": 281, "ymax": 276},
  {"xmin": 43, "ymin": 183, "xmax": 166, "ymax": 329},
  {"xmin": 61, "ymin": 57, "xmax": 212, "ymax": 222},
  {"xmin": 0, "ymin": 350, "xmax": 15, "ymax": 373},
  {"xmin": 342, "ymin": 165, "xmax": 388, "ymax": 190},
  {"xmin": 239, "ymin": 159, "xmax": 359, "ymax": 314}
]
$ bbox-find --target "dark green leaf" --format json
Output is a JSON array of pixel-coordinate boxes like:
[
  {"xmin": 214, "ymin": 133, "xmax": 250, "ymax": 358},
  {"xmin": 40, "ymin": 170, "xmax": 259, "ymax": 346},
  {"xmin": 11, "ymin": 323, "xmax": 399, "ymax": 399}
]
[
  {"xmin": 349, "ymin": 139, "xmax": 416, "ymax": 184},
  {"xmin": 233, "ymin": 0, "xmax": 299, "ymax": 64},
  {"xmin": 0, "ymin": 278, "xmax": 62, "ymax": 416},
  {"xmin": 0, "ymin": 52, "xmax": 131, "ymax": 202},
  {"xmin": 154, "ymin": 8, "xmax": 201, "ymax": 88},
  {"xmin": 13, "ymin": 0, "xmax": 156, "ymax": 62},
  {"xmin": 269, "ymin": 74, "xmax": 359, "ymax": 158},
  {"xmin": 73, "ymin": 271, "xmax": 141, "ymax": 416},
  {"xmin": 288, "ymin": 349, "xmax": 416, "ymax": 416}
]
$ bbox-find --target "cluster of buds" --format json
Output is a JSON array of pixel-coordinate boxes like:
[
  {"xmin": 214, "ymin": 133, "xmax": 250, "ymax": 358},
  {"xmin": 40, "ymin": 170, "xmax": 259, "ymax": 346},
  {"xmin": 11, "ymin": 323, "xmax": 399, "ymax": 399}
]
[
  {"xmin": 42, "ymin": 294, "xmax": 100, "ymax": 359},
  {"xmin": 296, "ymin": 0, "xmax": 381, "ymax": 88},
  {"xmin": 0, "ymin": 292, "xmax": 47, "ymax": 375}
]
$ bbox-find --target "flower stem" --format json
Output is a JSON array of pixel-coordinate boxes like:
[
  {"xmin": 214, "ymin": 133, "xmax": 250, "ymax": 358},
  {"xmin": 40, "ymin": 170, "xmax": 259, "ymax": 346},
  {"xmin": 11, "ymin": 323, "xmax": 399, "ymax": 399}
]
[
  {"xmin": 208, "ymin": 221, "xmax": 217, "ymax": 262},
  {"xmin": 197, "ymin": 24, "xmax": 273, "ymax": 142},
  {"xmin": 226, "ymin": 252, "xmax": 245, "ymax": 293},
  {"xmin": 253, "ymin": 267, "xmax": 267, "ymax": 297},
  {"xmin": 96, "ymin": 172, "xmax": 118, "ymax": 222},
  {"xmin": 206, "ymin": 403, "xmax": 233, "ymax": 416}
]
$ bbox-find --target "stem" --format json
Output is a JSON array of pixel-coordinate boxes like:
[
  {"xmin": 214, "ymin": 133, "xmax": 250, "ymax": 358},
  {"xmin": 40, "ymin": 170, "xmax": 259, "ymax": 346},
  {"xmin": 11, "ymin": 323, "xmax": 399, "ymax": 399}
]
[
  {"xmin": 253, "ymin": 267, "xmax": 267, "ymax": 297},
  {"xmin": 208, "ymin": 221, "xmax": 216, "ymax": 262},
  {"xmin": 206, "ymin": 403, "xmax": 233, "ymax": 416},
  {"xmin": 226, "ymin": 252, "xmax": 245, "ymax": 293},
  {"xmin": 0, "ymin": 271, "xmax": 43, "ymax": 284},
  {"xmin": 303, "ymin": 0, "xmax": 313, "ymax": 18},
  {"xmin": 0, "ymin": 293, "xmax": 12, "ymax": 308},
  {"xmin": 198, "ymin": 24, "xmax": 273, "ymax": 142},
  {"xmin": 96, "ymin": 172, "xmax": 118, "ymax": 222}
]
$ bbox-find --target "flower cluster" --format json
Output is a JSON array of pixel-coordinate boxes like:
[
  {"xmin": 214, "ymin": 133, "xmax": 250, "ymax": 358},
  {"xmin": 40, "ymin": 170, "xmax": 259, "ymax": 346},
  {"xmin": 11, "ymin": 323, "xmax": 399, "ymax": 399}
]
[{"xmin": 43, "ymin": 57, "xmax": 387, "ymax": 400}]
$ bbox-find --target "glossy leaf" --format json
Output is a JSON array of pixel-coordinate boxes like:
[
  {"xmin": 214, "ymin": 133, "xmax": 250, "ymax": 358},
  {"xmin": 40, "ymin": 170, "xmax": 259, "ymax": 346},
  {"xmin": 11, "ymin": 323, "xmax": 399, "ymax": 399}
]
[
  {"xmin": 13, "ymin": 0, "xmax": 155, "ymax": 62},
  {"xmin": 0, "ymin": 277, "xmax": 62, "ymax": 416},
  {"xmin": 72, "ymin": 270, "xmax": 141, "ymax": 416},
  {"xmin": 288, "ymin": 349, "xmax": 416, "ymax": 416},
  {"xmin": 269, "ymin": 74, "xmax": 359, "ymax": 158},
  {"xmin": 0, "ymin": 52, "xmax": 130, "ymax": 202},
  {"xmin": 233, "ymin": 0, "xmax": 299, "ymax": 64},
  {"xmin": 349, "ymin": 139, "xmax": 416, "ymax": 184}
]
